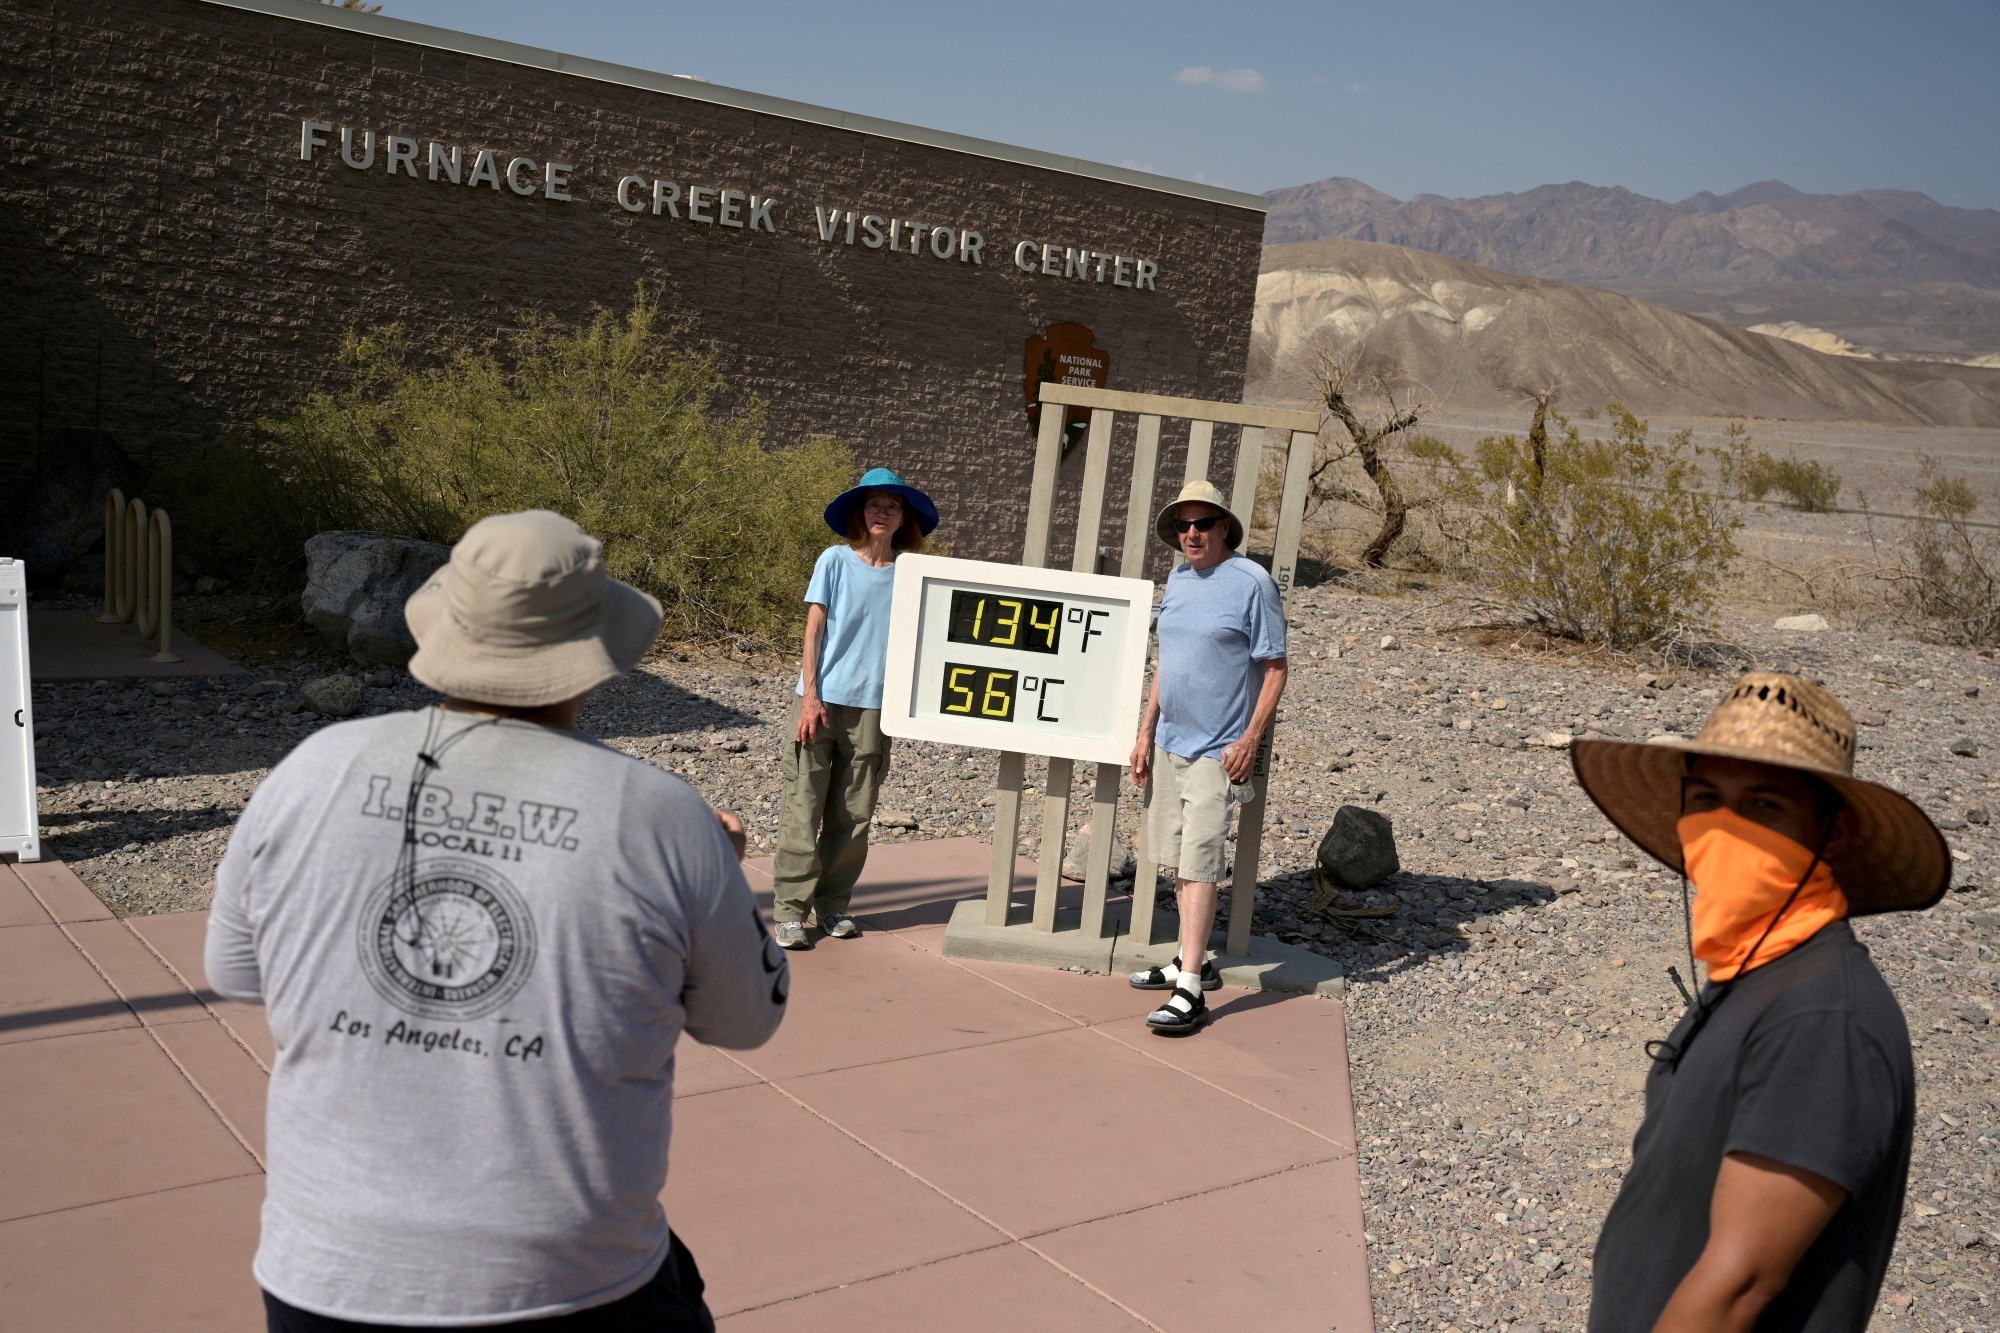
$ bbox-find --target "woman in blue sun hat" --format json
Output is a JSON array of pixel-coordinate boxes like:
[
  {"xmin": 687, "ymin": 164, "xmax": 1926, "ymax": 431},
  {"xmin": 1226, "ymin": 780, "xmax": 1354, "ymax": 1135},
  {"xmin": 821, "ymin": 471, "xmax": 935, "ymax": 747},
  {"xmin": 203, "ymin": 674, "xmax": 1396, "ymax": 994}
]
[{"xmin": 770, "ymin": 467, "xmax": 940, "ymax": 949}]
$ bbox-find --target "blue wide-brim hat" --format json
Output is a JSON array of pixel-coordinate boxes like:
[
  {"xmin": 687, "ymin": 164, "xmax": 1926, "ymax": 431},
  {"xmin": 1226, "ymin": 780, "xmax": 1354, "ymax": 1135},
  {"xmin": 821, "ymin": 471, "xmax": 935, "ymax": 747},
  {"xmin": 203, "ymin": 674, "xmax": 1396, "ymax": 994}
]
[{"xmin": 823, "ymin": 467, "xmax": 940, "ymax": 537}]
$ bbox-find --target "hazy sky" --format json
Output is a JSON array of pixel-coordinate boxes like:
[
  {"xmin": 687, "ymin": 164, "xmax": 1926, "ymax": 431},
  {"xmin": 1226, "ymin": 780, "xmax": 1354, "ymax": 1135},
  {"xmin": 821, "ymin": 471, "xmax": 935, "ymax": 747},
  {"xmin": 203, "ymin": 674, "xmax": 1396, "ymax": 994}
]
[{"xmin": 375, "ymin": 0, "xmax": 2000, "ymax": 210}]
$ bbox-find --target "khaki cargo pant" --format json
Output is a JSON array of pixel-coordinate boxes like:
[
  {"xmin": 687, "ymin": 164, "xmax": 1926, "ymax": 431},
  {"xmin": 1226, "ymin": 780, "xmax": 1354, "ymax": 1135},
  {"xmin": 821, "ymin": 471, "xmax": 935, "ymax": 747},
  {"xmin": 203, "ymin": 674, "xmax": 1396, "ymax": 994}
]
[{"xmin": 772, "ymin": 697, "xmax": 891, "ymax": 923}]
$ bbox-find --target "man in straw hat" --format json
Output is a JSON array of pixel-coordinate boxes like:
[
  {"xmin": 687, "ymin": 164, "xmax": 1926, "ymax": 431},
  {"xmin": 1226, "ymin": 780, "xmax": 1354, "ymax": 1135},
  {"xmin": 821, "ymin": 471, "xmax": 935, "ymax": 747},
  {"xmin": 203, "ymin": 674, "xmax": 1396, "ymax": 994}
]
[
  {"xmin": 206, "ymin": 511, "xmax": 786, "ymax": 1331},
  {"xmin": 1571, "ymin": 672, "xmax": 1947, "ymax": 1331},
  {"xmin": 1127, "ymin": 480, "xmax": 1288, "ymax": 1034}
]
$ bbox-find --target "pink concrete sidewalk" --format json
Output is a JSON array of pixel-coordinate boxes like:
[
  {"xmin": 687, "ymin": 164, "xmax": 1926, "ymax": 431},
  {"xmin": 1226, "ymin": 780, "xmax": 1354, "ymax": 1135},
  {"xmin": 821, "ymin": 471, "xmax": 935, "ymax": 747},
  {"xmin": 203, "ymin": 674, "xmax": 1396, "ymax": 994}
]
[{"xmin": 0, "ymin": 840, "xmax": 1371, "ymax": 1332}]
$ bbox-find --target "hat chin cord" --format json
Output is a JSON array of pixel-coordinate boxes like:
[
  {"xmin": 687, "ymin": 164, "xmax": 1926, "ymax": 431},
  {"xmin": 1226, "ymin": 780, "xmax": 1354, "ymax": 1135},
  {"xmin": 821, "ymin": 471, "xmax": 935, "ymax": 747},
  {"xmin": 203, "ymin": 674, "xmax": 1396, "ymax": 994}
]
[
  {"xmin": 394, "ymin": 708, "xmax": 505, "ymax": 909},
  {"xmin": 1647, "ymin": 789, "xmax": 1834, "ymax": 1070}
]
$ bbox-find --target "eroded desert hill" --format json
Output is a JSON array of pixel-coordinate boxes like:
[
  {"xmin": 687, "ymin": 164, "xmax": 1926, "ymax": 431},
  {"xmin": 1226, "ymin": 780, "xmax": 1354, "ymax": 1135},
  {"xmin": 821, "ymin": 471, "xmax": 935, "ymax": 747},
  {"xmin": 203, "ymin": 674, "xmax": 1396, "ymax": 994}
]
[{"xmin": 1253, "ymin": 238, "xmax": 2000, "ymax": 427}]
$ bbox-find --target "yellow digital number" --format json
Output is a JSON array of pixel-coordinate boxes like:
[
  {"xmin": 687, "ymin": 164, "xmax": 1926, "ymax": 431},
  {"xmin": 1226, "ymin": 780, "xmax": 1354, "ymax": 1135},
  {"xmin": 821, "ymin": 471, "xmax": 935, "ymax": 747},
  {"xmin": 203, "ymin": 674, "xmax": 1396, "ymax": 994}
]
[
  {"xmin": 944, "ymin": 666, "xmax": 975, "ymax": 715},
  {"xmin": 971, "ymin": 597, "xmax": 984, "ymax": 638},
  {"xmin": 991, "ymin": 599, "xmax": 1021, "ymax": 646},
  {"xmin": 981, "ymin": 671, "xmax": 1015, "ymax": 717},
  {"xmin": 1028, "ymin": 602, "xmax": 1059, "ymax": 651}
]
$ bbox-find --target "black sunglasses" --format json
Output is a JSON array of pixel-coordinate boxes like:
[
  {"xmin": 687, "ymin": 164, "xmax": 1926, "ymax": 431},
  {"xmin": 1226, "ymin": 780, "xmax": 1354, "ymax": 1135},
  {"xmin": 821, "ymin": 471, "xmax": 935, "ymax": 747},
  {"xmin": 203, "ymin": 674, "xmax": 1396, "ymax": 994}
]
[{"xmin": 1172, "ymin": 515, "xmax": 1223, "ymax": 534}]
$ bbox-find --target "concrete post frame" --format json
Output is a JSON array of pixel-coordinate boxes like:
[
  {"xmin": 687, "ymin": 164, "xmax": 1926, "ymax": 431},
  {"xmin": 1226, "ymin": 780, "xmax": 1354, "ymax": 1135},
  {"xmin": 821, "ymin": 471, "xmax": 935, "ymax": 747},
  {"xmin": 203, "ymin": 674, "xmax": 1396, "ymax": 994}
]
[{"xmin": 939, "ymin": 383, "xmax": 1342, "ymax": 997}]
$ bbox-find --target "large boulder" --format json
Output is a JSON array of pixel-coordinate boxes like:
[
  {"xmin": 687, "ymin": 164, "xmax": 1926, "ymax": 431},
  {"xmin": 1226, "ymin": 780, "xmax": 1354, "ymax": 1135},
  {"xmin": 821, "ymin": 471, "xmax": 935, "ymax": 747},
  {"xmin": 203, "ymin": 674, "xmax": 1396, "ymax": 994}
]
[
  {"xmin": 303, "ymin": 531, "xmax": 451, "ymax": 667},
  {"xmin": 1062, "ymin": 832, "xmax": 1137, "ymax": 883},
  {"xmin": 1316, "ymin": 805, "xmax": 1400, "ymax": 891}
]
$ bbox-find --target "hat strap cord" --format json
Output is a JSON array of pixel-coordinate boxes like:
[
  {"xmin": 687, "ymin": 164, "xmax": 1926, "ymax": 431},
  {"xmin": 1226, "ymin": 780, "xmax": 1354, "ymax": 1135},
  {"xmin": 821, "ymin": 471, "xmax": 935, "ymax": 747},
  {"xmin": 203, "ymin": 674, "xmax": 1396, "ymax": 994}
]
[
  {"xmin": 1648, "ymin": 801, "xmax": 1833, "ymax": 1070},
  {"xmin": 396, "ymin": 709, "xmax": 504, "ymax": 904}
]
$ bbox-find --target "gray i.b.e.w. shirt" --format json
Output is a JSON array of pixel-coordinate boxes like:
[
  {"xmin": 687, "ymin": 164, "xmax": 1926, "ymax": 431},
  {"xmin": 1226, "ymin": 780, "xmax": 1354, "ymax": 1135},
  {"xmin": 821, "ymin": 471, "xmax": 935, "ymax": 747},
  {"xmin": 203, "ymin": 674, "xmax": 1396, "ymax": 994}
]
[{"xmin": 205, "ymin": 708, "xmax": 788, "ymax": 1326}]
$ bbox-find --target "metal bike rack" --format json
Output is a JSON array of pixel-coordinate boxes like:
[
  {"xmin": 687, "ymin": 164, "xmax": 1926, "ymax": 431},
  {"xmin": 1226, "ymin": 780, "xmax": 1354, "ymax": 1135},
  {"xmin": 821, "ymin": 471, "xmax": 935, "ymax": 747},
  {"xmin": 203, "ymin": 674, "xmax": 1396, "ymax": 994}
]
[{"xmin": 96, "ymin": 489, "xmax": 183, "ymax": 664}]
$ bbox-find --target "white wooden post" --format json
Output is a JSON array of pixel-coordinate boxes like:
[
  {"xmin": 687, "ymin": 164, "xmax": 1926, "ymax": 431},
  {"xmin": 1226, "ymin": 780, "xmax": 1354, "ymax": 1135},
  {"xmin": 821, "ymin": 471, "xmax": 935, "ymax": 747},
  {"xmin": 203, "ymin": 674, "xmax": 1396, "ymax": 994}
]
[
  {"xmin": 1065, "ymin": 408, "xmax": 1119, "ymax": 937},
  {"xmin": 985, "ymin": 750, "xmax": 1025, "ymax": 927},
  {"xmin": 1223, "ymin": 427, "xmax": 1319, "ymax": 957},
  {"xmin": 1121, "ymin": 414, "xmax": 1163, "ymax": 945}
]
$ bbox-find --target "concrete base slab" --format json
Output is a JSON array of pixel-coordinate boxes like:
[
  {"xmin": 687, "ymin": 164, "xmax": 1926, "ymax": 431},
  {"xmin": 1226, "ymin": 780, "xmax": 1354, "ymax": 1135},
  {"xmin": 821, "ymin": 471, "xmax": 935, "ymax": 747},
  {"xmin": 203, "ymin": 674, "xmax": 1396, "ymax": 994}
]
[
  {"xmin": 940, "ymin": 898, "xmax": 1344, "ymax": 997},
  {"xmin": 27, "ymin": 606, "xmax": 244, "ymax": 680}
]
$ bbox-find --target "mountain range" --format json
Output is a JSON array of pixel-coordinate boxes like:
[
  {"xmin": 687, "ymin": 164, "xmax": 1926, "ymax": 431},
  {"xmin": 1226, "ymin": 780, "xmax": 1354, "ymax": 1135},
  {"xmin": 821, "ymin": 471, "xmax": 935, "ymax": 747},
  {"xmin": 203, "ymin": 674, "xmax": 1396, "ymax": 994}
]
[{"xmin": 1262, "ymin": 179, "xmax": 2000, "ymax": 364}]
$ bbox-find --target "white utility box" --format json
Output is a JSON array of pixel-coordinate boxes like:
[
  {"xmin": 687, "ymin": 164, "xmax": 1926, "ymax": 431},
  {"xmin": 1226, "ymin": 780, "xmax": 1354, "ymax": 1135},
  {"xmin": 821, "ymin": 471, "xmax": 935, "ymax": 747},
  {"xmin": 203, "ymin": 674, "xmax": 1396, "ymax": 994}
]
[
  {"xmin": 0, "ymin": 559, "xmax": 39, "ymax": 861},
  {"xmin": 879, "ymin": 554, "xmax": 1152, "ymax": 766}
]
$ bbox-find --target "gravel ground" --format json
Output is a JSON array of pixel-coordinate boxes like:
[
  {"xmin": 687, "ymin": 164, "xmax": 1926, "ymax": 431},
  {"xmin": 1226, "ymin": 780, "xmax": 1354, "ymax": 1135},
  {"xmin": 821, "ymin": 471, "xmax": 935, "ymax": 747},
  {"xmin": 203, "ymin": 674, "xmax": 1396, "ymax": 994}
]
[{"xmin": 23, "ymin": 582, "xmax": 2000, "ymax": 1330}]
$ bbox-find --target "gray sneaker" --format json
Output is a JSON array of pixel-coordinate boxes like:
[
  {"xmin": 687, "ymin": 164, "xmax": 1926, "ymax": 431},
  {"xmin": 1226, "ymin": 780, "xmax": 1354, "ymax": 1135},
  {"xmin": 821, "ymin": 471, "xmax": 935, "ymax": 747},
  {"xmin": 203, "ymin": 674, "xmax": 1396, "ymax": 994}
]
[
  {"xmin": 773, "ymin": 921, "xmax": 813, "ymax": 950},
  {"xmin": 819, "ymin": 910, "xmax": 861, "ymax": 939}
]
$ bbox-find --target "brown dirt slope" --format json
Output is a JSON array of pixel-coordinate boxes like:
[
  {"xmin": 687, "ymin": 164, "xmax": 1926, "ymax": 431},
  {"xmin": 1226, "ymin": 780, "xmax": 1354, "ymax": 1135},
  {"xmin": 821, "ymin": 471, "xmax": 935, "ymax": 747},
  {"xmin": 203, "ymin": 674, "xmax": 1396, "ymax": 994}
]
[{"xmin": 1254, "ymin": 237, "xmax": 2000, "ymax": 426}]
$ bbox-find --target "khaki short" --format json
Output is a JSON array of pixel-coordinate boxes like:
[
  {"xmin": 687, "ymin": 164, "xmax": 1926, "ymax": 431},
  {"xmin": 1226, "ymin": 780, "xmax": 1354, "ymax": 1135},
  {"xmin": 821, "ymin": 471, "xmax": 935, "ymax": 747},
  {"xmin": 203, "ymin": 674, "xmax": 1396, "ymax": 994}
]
[{"xmin": 1148, "ymin": 748, "xmax": 1255, "ymax": 884}]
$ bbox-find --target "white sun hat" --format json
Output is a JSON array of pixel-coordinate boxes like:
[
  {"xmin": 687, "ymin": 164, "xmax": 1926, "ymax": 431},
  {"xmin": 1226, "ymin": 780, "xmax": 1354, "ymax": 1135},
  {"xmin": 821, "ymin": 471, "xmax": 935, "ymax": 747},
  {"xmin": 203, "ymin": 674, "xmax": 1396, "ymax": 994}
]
[{"xmin": 404, "ymin": 510, "xmax": 663, "ymax": 707}]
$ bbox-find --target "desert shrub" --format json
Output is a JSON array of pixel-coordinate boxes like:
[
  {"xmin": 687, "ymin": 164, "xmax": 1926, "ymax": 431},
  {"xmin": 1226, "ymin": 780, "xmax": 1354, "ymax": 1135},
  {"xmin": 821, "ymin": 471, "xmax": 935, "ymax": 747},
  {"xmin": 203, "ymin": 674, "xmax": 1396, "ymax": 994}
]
[
  {"xmin": 1736, "ymin": 446, "xmax": 1843, "ymax": 512},
  {"xmin": 165, "ymin": 290, "xmax": 852, "ymax": 643},
  {"xmin": 1899, "ymin": 459, "xmax": 2000, "ymax": 645},
  {"xmin": 1467, "ymin": 406, "xmax": 1741, "ymax": 647}
]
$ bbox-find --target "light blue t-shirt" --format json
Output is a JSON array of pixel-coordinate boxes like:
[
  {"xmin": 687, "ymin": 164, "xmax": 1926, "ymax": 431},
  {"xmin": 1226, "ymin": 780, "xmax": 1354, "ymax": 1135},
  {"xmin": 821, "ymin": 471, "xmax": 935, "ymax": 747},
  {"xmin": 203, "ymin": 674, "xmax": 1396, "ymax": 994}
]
[
  {"xmin": 797, "ymin": 544, "xmax": 897, "ymax": 711},
  {"xmin": 1155, "ymin": 554, "xmax": 1287, "ymax": 762}
]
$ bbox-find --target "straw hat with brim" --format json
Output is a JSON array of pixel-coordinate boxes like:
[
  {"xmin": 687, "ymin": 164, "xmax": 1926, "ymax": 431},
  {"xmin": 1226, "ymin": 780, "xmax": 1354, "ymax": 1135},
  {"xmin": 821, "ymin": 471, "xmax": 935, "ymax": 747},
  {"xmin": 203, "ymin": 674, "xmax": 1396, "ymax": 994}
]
[
  {"xmin": 405, "ymin": 510, "xmax": 663, "ymax": 708},
  {"xmin": 1571, "ymin": 672, "xmax": 1949, "ymax": 916},
  {"xmin": 824, "ymin": 467, "xmax": 939, "ymax": 537},
  {"xmin": 1155, "ymin": 479, "xmax": 1244, "ymax": 551}
]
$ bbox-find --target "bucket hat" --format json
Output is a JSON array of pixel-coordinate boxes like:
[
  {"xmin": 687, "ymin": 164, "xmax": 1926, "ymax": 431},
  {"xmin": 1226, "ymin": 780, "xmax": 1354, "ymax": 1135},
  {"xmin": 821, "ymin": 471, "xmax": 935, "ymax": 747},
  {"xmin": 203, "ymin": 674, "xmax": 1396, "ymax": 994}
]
[
  {"xmin": 1155, "ymin": 479, "xmax": 1244, "ymax": 551},
  {"xmin": 823, "ymin": 467, "xmax": 939, "ymax": 538},
  {"xmin": 1571, "ymin": 672, "xmax": 1950, "ymax": 915},
  {"xmin": 404, "ymin": 510, "xmax": 663, "ymax": 708}
]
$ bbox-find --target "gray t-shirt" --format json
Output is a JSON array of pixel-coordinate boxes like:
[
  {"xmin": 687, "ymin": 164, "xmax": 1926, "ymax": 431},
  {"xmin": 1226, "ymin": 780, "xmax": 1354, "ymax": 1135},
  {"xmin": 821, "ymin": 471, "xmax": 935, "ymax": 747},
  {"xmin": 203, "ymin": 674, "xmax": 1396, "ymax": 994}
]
[
  {"xmin": 205, "ymin": 709, "xmax": 787, "ymax": 1326},
  {"xmin": 1155, "ymin": 554, "xmax": 1287, "ymax": 762}
]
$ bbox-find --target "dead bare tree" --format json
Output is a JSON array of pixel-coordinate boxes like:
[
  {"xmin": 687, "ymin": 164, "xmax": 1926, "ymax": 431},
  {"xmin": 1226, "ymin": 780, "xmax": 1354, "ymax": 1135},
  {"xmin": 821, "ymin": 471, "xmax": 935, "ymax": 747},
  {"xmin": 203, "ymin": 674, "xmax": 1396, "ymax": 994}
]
[
  {"xmin": 1304, "ymin": 341, "xmax": 1430, "ymax": 567},
  {"xmin": 1517, "ymin": 383, "xmax": 1560, "ymax": 481}
]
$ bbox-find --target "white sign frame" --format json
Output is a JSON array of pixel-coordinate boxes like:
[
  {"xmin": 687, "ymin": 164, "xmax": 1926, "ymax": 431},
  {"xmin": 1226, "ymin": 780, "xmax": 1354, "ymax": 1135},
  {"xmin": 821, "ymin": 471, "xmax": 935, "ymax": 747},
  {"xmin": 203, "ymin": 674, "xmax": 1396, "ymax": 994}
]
[
  {"xmin": 880, "ymin": 554, "xmax": 1152, "ymax": 766},
  {"xmin": 0, "ymin": 558, "xmax": 41, "ymax": 862}
]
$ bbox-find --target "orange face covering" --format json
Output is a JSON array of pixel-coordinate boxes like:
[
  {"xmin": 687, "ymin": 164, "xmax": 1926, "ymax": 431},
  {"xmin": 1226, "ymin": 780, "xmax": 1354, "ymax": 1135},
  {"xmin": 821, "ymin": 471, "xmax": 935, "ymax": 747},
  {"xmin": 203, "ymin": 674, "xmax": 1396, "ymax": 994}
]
[{"xmin": 1677, "ymin": 808, "xmax": 1848, "ymax": 982}]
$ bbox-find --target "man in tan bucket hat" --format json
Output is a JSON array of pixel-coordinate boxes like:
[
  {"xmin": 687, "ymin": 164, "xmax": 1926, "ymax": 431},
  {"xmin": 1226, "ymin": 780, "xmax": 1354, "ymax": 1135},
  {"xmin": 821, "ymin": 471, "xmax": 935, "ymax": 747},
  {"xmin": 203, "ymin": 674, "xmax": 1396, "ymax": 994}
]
[
  {"xmin": 1571, "ymin": 672, "xmax": 1948, "ymax": 1332},
  {"xmin": 206, "ymin": 511, "xmax": 786, "ymax": 1331},
  {"xmin": 1127, "ymin": 479, "xmax": 1286, "ymax": 1034}
]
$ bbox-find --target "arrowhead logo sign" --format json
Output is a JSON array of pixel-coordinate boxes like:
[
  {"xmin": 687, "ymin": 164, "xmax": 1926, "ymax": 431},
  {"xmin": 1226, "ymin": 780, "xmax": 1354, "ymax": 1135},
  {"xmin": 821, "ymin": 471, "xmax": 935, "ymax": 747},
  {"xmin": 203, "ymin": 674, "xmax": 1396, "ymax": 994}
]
[{"xmin": 1024, "ymin": 323, "xmax": 1108, "ymax": 455}]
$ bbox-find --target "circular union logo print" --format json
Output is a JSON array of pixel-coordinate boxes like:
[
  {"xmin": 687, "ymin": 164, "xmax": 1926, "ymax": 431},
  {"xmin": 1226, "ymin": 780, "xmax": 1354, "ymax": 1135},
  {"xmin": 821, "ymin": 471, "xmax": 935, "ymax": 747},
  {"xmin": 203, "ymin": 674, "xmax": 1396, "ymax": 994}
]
[{"xmin": 358, "ymin": 858, "xmax": 537, "ymax": 1019}]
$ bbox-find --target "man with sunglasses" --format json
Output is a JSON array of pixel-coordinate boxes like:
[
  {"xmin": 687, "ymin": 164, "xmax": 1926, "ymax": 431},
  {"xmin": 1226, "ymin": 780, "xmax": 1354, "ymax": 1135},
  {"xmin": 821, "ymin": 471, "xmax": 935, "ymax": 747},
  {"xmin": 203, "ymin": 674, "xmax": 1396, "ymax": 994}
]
[
  {"xmin": 1127, "ymin": 480, "xmax": 1288, "ymax": 1034},
  {"xmin": 1570, "ymin": 673, "xmax": 1947, "ymax": 1332}
]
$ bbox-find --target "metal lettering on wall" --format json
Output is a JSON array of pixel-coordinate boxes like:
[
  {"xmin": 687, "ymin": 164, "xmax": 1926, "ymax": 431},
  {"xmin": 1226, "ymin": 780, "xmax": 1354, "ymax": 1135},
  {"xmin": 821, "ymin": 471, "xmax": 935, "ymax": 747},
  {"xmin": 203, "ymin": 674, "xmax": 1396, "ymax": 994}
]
[{"xmin": 296, "ymin": 120, "xmax": 1162, "ymax": 289}]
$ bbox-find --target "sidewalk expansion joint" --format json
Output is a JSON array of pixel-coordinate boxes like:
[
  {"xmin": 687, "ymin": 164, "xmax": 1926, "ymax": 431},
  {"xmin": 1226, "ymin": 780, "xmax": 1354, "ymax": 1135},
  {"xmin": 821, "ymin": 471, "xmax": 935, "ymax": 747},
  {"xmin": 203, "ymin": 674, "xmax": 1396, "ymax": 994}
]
[
  {"xmin": 126, "ymin": 920, "xmax": 273, "ymax": 1073},
  {"xmin": 0, "ymin": 1168, "xmax": 266, "ymax": 1227},
  {"xmin": 1081, "ymin": 1022, "xmax": 1356, "ymax": 1153},
  {"xmin": 714, "ymin": 1047, "xmax": 1169, "ymax": 1332},
  {"xmin": 911, "ymin": 929, "xmax": 1361, "ymax": 1154},
  {"xmin": 1013, "ymin": 1157, "xmax": 1347, "ymax": 1242},
  {"xmin": 52, "ymin": 913, "xmax": 268, "ymax": 1170},
  {"xmin": 716, "ymin": 1239, "xmax": 1016, "ymax": 1318}
]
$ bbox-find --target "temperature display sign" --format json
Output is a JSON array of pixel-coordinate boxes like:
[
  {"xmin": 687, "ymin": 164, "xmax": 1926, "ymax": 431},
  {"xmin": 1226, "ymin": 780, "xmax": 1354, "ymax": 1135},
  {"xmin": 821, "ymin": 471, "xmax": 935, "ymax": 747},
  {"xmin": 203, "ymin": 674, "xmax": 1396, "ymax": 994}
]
[{"xmin": 881, "ymin": 555, "xmax": 1153, "ymax": 765}]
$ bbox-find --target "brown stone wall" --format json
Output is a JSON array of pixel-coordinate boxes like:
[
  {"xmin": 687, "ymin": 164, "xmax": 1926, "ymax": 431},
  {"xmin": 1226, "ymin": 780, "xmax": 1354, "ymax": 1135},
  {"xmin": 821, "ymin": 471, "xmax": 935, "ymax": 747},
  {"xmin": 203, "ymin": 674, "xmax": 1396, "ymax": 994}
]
[{"xmin": 0, "ymin": 0, "xmax": 1262, "ymax": 565}]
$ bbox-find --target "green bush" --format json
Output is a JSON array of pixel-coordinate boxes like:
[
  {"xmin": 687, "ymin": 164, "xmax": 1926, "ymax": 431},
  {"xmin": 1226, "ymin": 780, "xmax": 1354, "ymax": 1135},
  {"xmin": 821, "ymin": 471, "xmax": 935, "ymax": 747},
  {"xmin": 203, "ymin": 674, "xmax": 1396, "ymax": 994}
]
[
  {"xmin": 1901, "ymin": 459, "xmax": 2000, "ymax": 645},
  {"xmin": 166, "ymin": 290, "xmax": 852, "ymax": 643},
  {"xmin": 1468, "ymin": 406, "xmax": 1742, "ymax": 647},
  {"xmin": 1737, "ymin": 447, "xmax": 1843, "ymax": 512}
]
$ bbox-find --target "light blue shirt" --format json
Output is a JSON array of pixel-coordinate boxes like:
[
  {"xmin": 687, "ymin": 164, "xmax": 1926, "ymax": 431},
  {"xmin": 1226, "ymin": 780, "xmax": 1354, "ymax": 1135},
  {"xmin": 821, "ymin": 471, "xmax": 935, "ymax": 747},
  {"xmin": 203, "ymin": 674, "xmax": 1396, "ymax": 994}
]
[
  {"xmin": 797, "ymin": 545, "xmax": 897, "ymax": 711},
  {"xmin": 1155, "ymin": 554, "xmax": 1287, "ymax": 762}
]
